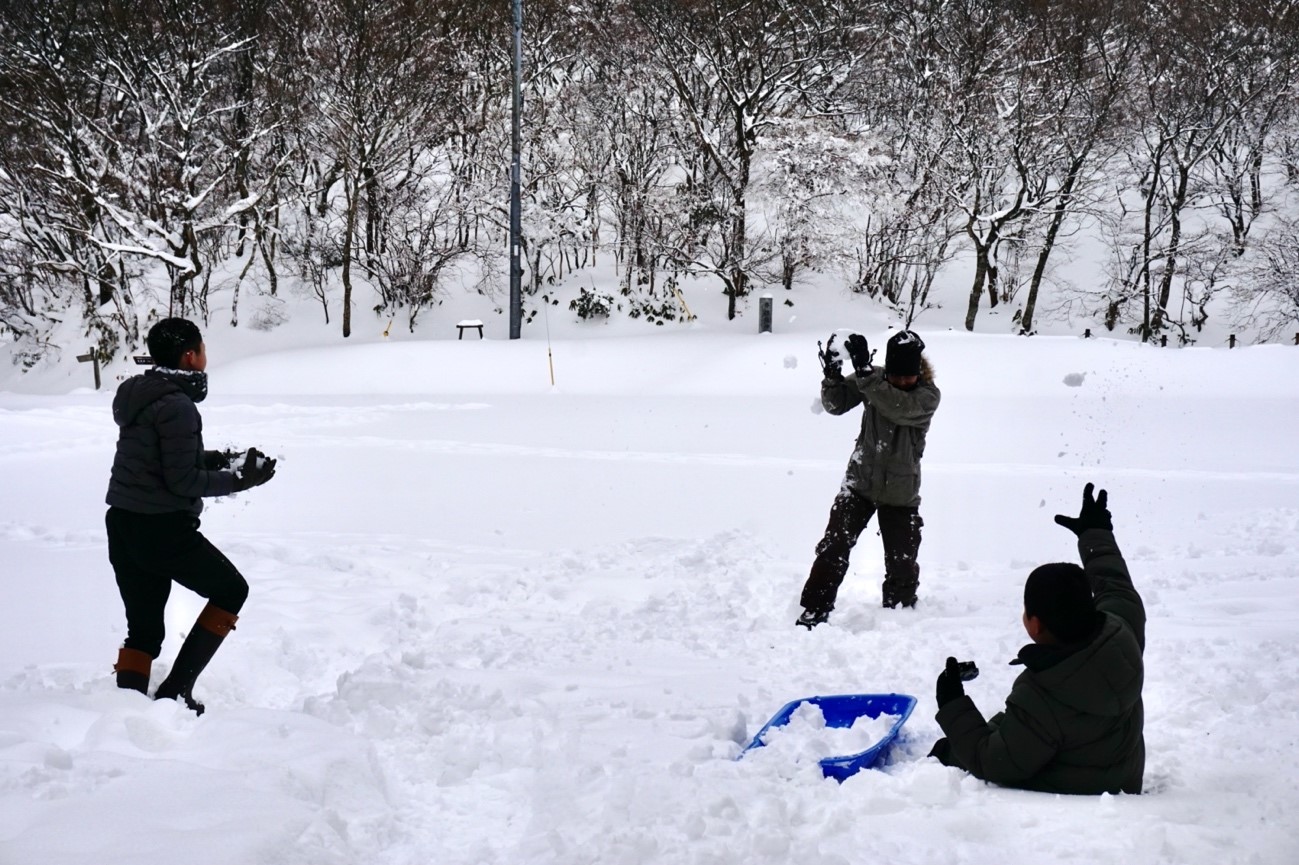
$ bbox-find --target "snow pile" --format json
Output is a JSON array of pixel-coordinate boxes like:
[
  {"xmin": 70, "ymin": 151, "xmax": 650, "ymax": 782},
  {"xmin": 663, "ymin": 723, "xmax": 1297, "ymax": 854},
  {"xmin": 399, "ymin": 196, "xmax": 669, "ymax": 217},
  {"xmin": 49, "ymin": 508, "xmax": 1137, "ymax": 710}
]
[{"xmin": 744, "ymin": 702, "xmax": 902, "ymax": 773}]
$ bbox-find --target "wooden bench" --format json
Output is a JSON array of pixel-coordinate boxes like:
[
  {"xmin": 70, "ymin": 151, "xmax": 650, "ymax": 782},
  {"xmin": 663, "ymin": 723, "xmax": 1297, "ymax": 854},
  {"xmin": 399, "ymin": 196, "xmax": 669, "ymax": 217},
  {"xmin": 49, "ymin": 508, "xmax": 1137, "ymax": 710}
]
[{"xmin": 456, "ymin": 320, "xmax": 484, "ymax": 340}]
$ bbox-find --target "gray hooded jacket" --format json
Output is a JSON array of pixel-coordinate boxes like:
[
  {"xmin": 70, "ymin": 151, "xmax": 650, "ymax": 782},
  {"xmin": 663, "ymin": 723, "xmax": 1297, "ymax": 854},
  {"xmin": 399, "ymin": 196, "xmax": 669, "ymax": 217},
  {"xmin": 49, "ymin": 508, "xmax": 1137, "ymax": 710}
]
[
  {"xmin": 105, "ymin": 369, "xmax": 237, "ymax": 515},
  {"xmin": 821, "ymin": 363, "xmax": 940, "ymax": 507}
]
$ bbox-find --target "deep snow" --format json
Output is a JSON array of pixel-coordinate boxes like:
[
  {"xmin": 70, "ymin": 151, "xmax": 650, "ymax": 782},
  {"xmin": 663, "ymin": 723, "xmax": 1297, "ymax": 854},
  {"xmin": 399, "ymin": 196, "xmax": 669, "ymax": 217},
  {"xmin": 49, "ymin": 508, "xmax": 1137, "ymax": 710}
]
[{"xmin": 2, "ymin": 299, "xmax": 1298, "ymax": 864}]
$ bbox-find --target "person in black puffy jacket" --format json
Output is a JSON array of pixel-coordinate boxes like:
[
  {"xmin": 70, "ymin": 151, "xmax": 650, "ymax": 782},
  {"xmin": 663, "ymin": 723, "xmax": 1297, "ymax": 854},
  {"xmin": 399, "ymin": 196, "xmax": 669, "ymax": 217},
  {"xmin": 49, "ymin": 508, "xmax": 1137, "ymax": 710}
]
[
  {"xmin": 929, "ymin": 484, "xmax": 1145, "ymax": 795},
  {"xmin": 106, "ymin": 318, "xmax": 277, "ymax": 715}
]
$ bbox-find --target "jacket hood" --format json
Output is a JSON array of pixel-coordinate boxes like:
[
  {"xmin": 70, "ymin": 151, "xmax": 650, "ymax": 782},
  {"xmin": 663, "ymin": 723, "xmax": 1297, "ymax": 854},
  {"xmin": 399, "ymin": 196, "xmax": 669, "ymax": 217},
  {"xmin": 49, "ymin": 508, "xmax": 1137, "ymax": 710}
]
[
  {"xmin": 112, "ymin": 369, "xmax": 206, "ymax": 427},
  {"xmin": 1016, "ymin": 612, "xmax": 1143, "ymax": 717},
  {"xmin": 917, "ymin": 356, "xmax": 936, "ymax": 385}
]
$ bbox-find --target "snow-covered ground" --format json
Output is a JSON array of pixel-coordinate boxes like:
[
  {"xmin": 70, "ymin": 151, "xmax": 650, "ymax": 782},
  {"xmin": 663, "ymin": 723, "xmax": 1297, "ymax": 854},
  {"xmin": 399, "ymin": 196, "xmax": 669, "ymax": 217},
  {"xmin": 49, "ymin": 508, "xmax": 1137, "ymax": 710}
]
[{"xmin": 2, "ymin": 308, "xmax": 1298, "ymax": 864}]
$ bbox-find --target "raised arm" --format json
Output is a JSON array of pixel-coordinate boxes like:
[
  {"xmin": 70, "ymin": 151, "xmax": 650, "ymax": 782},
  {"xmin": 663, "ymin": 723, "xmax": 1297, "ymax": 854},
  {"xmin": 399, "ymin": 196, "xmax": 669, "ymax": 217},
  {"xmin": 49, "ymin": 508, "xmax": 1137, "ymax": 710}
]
[
  {"xmin": 821, "ymin": 374, "xmax": 865, "ymax": 415},
  {"xmin": 1077, "ymin": 529, "xmax": 1145, "ymax": 651},
  {"xmin": 1053, "ymin": 484, "xmax": 1145, "ymax": 649}
]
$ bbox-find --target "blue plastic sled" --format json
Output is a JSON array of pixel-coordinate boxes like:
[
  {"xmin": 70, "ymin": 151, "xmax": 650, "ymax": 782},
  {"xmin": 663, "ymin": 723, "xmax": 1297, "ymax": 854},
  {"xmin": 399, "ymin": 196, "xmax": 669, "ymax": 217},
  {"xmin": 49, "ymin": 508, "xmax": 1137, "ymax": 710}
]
[{"xmin": 738, "ymin": 693, "xmax": 917, "ymax": 782}]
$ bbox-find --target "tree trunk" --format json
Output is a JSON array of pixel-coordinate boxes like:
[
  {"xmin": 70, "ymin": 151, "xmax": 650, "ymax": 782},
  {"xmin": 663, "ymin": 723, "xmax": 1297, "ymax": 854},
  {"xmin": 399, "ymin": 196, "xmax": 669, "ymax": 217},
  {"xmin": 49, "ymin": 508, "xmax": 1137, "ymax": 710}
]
[
  {"xmin": 341, "ymin": 177, "xmax": 357, "ymax": 338},
  {"xmin": 728, "ymin": 209, "xmax": 747, "ymax": 321},
  {"xmin": 1139, "ymin": 180, "xmax": 1157, "ymax": 342},
  {"xmin": 964, "ymin": 216, "xmax": 988, "ymax": 331},
  {"xmin": 1154, "ymin": 163, "xmax": 1191, "ymax": 335},
  {"xmin": 965, "ymin": 255, "xmax": 987, "ymax": 332}
]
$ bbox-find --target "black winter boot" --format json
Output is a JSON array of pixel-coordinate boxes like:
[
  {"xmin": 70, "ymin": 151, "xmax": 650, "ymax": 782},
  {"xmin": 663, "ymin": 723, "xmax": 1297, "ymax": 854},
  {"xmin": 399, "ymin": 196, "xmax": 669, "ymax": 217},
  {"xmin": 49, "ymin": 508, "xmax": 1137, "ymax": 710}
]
[
  {"xmin": 114, "ymin": 647, "xmax": 152, "ymax": 694},
  {"xmin": 153, "ymin": 603, "xmax": 238, "ymax": 716},
  {"xmin": 796, "ymin": 608, "xmax": 830, "ymax": 629},
  {"xmin": 882, "ymin": 589, "xmax": 918, "ymax": 609}
]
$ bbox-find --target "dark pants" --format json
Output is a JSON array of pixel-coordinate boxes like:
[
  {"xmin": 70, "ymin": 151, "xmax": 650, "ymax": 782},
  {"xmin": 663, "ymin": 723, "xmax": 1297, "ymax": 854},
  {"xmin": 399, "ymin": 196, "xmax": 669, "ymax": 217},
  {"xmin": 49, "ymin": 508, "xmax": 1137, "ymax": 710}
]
[
  {"xmin": 106, "ymin": 507, "xmax": 248, "ymax": 658},
  {"xmin": 799, "ymin": 489, "xmax": 923, "ymax": 612}
]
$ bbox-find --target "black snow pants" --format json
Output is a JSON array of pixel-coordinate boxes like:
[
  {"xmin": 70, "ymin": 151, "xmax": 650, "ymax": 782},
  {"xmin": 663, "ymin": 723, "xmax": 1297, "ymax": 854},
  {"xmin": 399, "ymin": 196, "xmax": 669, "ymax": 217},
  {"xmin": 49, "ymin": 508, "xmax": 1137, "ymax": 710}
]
[
  {"xmin": 799, "ymin": 489, "xmax": 923, "ymax": 613},
  {"xmin": 106, "ymin": 507, "xmax": 248, "ymax": 658}
]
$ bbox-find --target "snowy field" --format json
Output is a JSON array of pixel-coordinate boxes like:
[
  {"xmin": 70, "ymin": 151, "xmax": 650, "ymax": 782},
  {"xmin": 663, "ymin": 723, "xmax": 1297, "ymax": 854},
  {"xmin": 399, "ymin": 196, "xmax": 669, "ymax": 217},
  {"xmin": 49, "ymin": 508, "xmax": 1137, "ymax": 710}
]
[{"xmin": 2, "ymin": 315, "xmax": 1298, "ymax": 864}]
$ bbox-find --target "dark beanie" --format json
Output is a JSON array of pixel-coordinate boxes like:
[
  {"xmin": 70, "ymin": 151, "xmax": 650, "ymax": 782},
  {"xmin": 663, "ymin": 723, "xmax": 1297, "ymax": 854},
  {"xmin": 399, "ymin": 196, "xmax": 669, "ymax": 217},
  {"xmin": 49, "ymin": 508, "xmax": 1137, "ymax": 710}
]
[
  {"xmin": 1024, "ymin": 563, "xmax": 1097, "ymax": 643},
  {"xmin": 885, "ymin": 330, "xmax": 925, "ymax": 376},
  {"xmin": 146, "ymin": 318, "xmax": 202, "ymax": 368}
]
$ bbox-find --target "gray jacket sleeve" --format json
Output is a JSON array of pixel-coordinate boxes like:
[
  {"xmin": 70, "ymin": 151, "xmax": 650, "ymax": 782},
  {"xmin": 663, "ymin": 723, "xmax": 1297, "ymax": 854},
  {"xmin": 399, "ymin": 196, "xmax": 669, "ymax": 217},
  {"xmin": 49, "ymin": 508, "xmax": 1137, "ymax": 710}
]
[
  {"xmin": 1078, "ymin": 529, "xmax": 1145, "ymax": 651},
  {"xmin": 821, "ymin": 374, "xmax": 864, "ymax": 415}
]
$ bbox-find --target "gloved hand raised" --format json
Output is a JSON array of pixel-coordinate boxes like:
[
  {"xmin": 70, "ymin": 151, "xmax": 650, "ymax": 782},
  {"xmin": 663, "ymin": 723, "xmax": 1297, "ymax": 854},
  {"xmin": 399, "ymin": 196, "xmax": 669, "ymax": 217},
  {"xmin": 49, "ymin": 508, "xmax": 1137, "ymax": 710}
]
[
  {"xmin": 232, "ymin": 447, "xmax": 277, "ymax": 492},
  {"xmin": 935, "ymin": 656, "xmax": 967, "ymax": 708},
  {"xmin": 1053, "ymin": 482, "xmax": 1112, "ymax": 536},
  {"xmin": 844, "ymin": 333, "xmax": 872, "ymax": 373},
  {"xmin": 817, "ymin": 333, "xmax": 843, "ymax": 381}
]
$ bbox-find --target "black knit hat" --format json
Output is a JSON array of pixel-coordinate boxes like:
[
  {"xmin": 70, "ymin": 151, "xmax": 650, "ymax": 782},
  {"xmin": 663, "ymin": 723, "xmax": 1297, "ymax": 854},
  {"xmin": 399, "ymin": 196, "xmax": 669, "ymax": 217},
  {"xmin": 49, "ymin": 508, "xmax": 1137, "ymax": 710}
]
[
  {"xmin": 1024, "ymin": 563, "xmax": 1097, "ymax": 643},
  {"xmin": 146, "ymin": 318, "xmax": 202, "ymax": 369},
  {"xmin": 885, "ymin": 330, "xmax": 925, "ymax": 376}
]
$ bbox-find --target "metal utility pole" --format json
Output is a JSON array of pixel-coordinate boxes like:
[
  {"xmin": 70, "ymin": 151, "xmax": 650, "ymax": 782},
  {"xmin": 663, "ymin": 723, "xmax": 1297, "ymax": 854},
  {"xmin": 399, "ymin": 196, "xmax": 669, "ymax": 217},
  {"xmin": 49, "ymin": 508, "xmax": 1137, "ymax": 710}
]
[{"xmin": 508, "ymin": 0, "xmax": 523, "ymax": 339}]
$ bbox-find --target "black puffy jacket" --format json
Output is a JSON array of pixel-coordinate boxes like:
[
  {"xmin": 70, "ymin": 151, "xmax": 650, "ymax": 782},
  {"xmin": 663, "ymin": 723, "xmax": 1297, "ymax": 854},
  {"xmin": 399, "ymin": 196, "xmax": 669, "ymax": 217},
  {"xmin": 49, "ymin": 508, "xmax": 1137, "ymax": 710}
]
[
  {"xmin": 936, "ymin": 530, "xmax": 1145, "ymax": 794},
  {"xmin": 105, "ymin": 369, "xmax": 237, "ymax": 515}
]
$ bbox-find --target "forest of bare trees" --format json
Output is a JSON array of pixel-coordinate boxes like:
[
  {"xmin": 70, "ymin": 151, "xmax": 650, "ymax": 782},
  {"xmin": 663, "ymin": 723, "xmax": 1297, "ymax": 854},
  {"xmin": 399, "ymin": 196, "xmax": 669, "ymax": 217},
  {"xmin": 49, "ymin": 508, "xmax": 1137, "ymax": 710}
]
[{"xmin": 2, "ymin": 0, "xmax": 1298, "ymax": 363}]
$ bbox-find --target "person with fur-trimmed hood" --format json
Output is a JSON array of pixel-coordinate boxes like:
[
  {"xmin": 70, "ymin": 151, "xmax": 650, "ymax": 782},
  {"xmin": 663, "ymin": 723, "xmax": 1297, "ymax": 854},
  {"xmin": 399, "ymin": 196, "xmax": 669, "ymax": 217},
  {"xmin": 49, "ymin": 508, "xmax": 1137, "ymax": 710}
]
[
  {"xmin": 796, "ymin": 329, "xmax": 940, "ymax": 628},
  {"xmin": 105, "ymin": 318, "xmax": 277, "ymax": 714}
]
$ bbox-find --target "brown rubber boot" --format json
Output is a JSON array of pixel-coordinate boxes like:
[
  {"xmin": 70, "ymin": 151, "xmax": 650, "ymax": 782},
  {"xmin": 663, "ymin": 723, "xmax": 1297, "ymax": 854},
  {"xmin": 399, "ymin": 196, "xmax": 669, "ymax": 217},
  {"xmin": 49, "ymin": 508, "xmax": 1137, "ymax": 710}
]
[
  {"xmin": 114, "ymin": 647, "xmax": 152, "ymax": 694},
  {"xmin": 153, "ymin": 603, "xmax": 238, "ymax": 716}
]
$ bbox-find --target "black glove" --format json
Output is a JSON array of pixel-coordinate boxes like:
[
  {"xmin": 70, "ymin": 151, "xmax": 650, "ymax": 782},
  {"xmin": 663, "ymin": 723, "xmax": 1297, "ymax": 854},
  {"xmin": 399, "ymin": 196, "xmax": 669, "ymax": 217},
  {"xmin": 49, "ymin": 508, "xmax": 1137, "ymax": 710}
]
[
  {"xmin": 233, "ymin": 447, "xmax": 277, "ymax": 492},
  {"xmin": 204, "ymin": 449, "xmax": 239, "ymax": 471},
  {"xmin": 935, "ymin": 656, "xmax": 966, "ymax": 708},
  {"xmin": 817, "ymin": 333, "xmax": 843, "ymax": 381},
  {"xmin": 1053, "ymin": 482, "xmax": 1112, "ymax": 536},
  {"xmin": 927, "ymin": 737, "xmax": 958, "ymax": 767},
  {"xmin": 844, "ymin": 333, "xmax": 873, "ymax": 373}
]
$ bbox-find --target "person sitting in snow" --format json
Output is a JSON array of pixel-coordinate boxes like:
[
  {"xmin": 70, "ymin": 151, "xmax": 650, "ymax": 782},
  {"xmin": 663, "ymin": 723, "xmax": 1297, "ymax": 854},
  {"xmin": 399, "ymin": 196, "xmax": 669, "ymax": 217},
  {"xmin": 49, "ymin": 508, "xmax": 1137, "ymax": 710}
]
[
  {"xmin": 796, "ymin": 329, "xmax": 940, "ymax": 628},
  {"xmin": 106, "ymin": 317, "xmax": 277, "ymax": 714},
  {"xmin": 929, "ymin": 483, "xmax": 1145, "ymax": 795}
]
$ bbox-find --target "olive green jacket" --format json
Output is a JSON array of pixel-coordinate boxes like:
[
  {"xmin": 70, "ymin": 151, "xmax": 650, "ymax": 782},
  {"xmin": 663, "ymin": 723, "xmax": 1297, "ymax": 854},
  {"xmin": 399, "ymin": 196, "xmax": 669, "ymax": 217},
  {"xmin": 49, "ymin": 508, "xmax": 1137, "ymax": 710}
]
[
  {"xmin": 936, "ymin": 529, "xmax": 1146, "ymax": 794},
  {"xmin": 821, "ymin": 364, "xmax": 940, "ymax": 508}
]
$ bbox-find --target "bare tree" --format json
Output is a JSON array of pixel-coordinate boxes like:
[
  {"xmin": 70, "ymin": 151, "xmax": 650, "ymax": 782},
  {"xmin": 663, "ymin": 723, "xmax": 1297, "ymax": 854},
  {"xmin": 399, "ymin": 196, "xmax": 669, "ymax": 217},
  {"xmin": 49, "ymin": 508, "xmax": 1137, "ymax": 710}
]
[
  {"xmin": 1233, "ymin": 211, "xmax": 1299, "ymax": 341},
  {"xmin": 0, "ymin": 0, "xmax": 138, "ymax": 354},
  {"xmin": 1111, "ymin": 0, "xmax": 1291, "ymax": 341},
  {"xmin": 309, "ymin": 0, "xmax": 456, "ymax": 337},
  {"xmin": 629, "ymin": 0, "xmax": 869, "ymax": 319},
  {"xmin": 1016, "ymin": 0, "xmax": 1137, "ymax": 335}
]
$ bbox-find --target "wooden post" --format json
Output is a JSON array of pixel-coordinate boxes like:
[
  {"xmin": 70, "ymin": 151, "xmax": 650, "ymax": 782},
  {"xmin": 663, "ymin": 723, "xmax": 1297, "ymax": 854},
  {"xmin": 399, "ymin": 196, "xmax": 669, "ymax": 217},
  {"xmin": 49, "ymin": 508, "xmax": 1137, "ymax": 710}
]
[
  {"xmin": 1160, "ymin": 334, "xmax": 1167, "ymax": 347},
  {"xmin": 1228, "ymin": 334, "xmax": 1236, "ymax": 349},
  {"xmin": 76, "ymin": 346, "xmax": 101, "ymax": 390},
  {"xmin": 1083, "ymin": 328, "xmax": 1092, "ymax": 339}
]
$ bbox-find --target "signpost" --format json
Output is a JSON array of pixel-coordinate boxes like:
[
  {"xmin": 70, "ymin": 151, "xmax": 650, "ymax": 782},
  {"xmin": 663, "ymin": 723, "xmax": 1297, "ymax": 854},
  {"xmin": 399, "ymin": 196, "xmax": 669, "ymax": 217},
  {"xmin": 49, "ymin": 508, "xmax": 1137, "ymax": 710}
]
[{"xmin": 76, "ymin": 347, "xmax": 101, "ymax": 390}]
